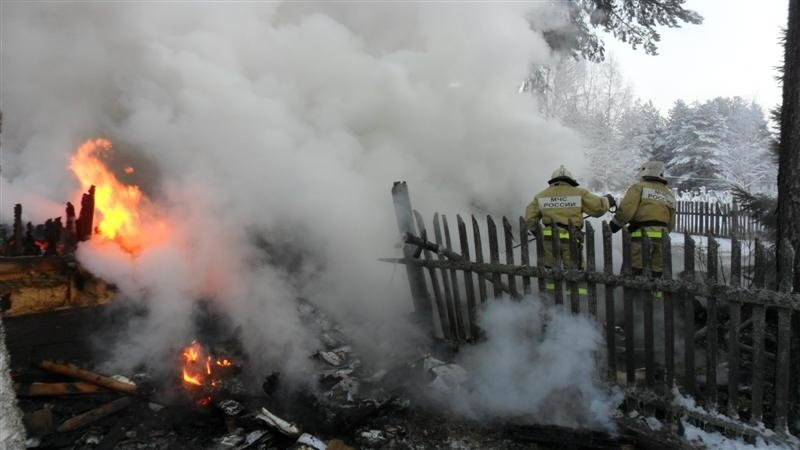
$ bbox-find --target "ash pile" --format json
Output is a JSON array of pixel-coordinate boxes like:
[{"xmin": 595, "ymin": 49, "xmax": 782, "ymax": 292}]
[{"xmin": 11, "ymin": 297, "xmax": 548, "ymax": 450}]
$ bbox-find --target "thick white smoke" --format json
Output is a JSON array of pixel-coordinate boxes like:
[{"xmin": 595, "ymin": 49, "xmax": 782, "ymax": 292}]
[
  {"xmin": 452, "ymin": 298, "xmax": 623, "ymax": 431},
  {"xmin": 0, "ymin": 0, "xmax": 603, "ymax": 410}
]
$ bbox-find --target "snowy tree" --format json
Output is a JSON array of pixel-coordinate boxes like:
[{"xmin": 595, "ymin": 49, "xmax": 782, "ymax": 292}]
[{"xmin": 538, "ymin": 0, "xmax": 702, "ymax": 61}]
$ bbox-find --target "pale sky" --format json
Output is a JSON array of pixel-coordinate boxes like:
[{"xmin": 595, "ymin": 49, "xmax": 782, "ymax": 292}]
[{"xmin": 603, "ymin": 0, "xmax": 788, "ymax": 114}]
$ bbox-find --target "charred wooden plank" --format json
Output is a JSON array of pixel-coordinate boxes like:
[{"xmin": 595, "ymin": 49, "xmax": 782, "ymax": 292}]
[
  {"xmin": 662, "ymin": 232, "xmax": 675, "ymax": 391},
  {"xmin": 390, "ymin": 182, "xmax": 432, "ymax": 321},
  {"xmin": 774, "ymin": 239, "xmax": 794, "ymax": 430},
  {"xmin": 39, "ymin": 361, "xmax": 138, "ymax": 395},
  {"xmin": 442, "ymin": 215, "xmax": 465, "ymax": 340},
  {"xmin": 487, "ymin": 216, "xmax": 502, "ymax": 298},
  {"xmin": 567, "ymin": 221, "xmax": 580, "ymax": 314},
  {"xmin": 551, "ymin": 225, "xmax": 565, "ymax": 306},
  {"xmin": 414, "ymin": 210, "xmax": 450, "ymax": 339},
  {"xmin": 16, "ymin": 381, "xmax": 107, "ymax": 396},
  {"xmin": 728, "ymin": 234, "xmax": 742, "ymax": 417},
  {"xmin": 750, "ymin": 240, "xmax": 766, "ymax": 424},
  {"xmin": 585, "ymin": 221, "xmax": 598, "ymax": 318},
  {"xmin": 502, "ymin": 217, "xmax": 519, "ymax": 299},
  {"xmin": 57, "ymin": 397, "xmax": 134, "ymax": 432},
  {"xmin": 433, "ymin": 213, "xmax": 458, "ymax": 340},
  {"xmin": 622, "ymin": 228, "xmax": 635, "ymax": 386},
  {"xmin": 684, "ymin": 233, "xmax": 696, "ymax": 396},
  {"xmin": 706, "ymin": 233, "xmax": 719, "ymax": 407},
  {"xmin": 642, "ymin": 234, "xmax": 655, "ymax": 388},
  {"xmin": 472, "ymin": 215, "xmax": 487, "ymax": 305}
]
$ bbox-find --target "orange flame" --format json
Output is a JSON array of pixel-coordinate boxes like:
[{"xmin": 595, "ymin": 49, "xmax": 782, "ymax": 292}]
[
  {"xmin": 178, "ymin": 340, "xmax": 234, "ymax": 404},
  {"xmin": 69, "ymin": 138, "xmax": 167, "ymax": 253}
]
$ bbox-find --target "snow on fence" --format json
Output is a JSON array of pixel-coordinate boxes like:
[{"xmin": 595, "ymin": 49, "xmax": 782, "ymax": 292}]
[
  {"xmin": 674, "ymin": 201, "xmax": 764, "ymax": 239},
  {"xmin": 386, "ymin": 182, "xmax": 799, "ymax": 446}
]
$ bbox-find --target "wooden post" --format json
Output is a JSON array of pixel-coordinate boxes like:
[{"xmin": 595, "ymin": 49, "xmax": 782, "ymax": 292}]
[
  {"xmin": 457, "ymin": 215, "xmax": 477, "ymax": 339},
  {"xmin": 519, "ymin": 217, "xmax": 532, "ymax": 295},
  {"xmin": 487, "ymin": 216, "xmax": 502, "ymax": 298},
  {"xmin": 751, "ymin": 240, "xmax": 766, "ymax": 424},
  {"xmin": 622, "ymin": 228, "xmax": 635, "ymax": 385},
  {"xmin": 684, "ymin": 233, "xmax": 696, "ymax": 396},
  {"xmin": 603, "ymin": 222, "xmax": 616, "ymax": 381},
  {"xmin": 472, "ymin": 216, "xmax": 488, "ymax": 305},
  {"xmin": 65, "ymin": 202, "xmax": 77, "ymax": 253},
  {"xmin": 443, "ymin": 215, "xmax": 466, "ymax": 340},
  {"xmin": 77, "ymin": 186, "xmax": 95, "ymax": 241},
  {"xmin": 391, "ymin": 182, "xmax": 433, "ymax": 322},
  {"xmin": 662, "ymin": 232, "xmax": 675, "ymax": 391},
  {"xmin": 414, "ymin": 210, "xmax": 450, "ymax": 340},
  {"xmin": 585, "ymin": 221, "xmax": 598, "ymax": 318},
  {"xmin": 728, "ymin": 234, "xmax": 742, "ymax": 418},
  {"xmin": 642, "ymin": 234, "xmax": 655, "ymax": 389},
  {"xmin": 774, "ymin": 239, "xmax": 794, "ymax": 430},
  {"xmin": 706, "ymin": 233, "xmax": 719, "ymax": 407},
  {"xmin": 433, "ymin": 213, "xmax": 458, "ymax": 340}
]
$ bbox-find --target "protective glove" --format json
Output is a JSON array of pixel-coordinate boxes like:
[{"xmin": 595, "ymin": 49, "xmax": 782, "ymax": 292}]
[
  {"xmin": 609, "ymin": 221, "xmax": 622, "ymax": 234},
  {"xmin": 604, "ymin": 194, "xmax": 617, "ymax": 209}
]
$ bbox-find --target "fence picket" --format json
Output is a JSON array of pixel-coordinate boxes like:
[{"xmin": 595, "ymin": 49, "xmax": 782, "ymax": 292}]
[
  {"xmin": 519, "ymin": 217, "xmax": 531, "ymax": 295},
  {"xmin": 551, "ymin": 224, "xmax": 565, "ymax": 306},
  {"xmin": 662, "ymin": 232, "xmax": 675, "ymax": 391},
  {"xmin": 568, "ymin": 221, "xmax": 581, "ymax": 314},
  {"xmin": 728, "ymin": 235, "xmax": 742, "ymax": 418},
  {"xmin": 471, "ymin": 215, "xmax": 487, "ymax": 305},
  {"xmin": 442, "ymin": 215, "xmax": 465, "ymax": 339},
  {"xmin": 433, "ymin": 213, "xmax": 458, "ymax": 340},
  {"xmin": 684, "ymin": 233, "xmax": 696, "ymax": 396},
  {"xmin": 774, "ymin": 240, "xmax": 794, "ymax": 430},
  {"xmin": 503, "ymin": 217, "xmax": 519, "ymax": 298},
  {"xmin": 603, "ymin": 222, "xmax": 616, "ymax": 381},
  {"xmin": 413, "ymin": 210, "xmax": 450, "ymax": 339},
  {"xmin": 622, "ymin": 228, "xmax": 635, "ymax": 385},
  {"xmin": 487, "ymin": 216, "xmax": 502, "ymax": 299},
  {"xmin": 535, "ymin": 222, "xmax": 546, "ymax": 295},
  {"xmin": 642, "ymin": 234, "xmax": 655, "ymax": 388},
  {"xmin": 585, "ymin": 221, "xmax": 598, "ymax": 317},
  {"xmin": 750, "ymin": 240, "xmax": 766, "ymax": 424},
  {"xmin": 706, "ymin": 233, "xmax": 719, "ymax": 407},
  {"xmin": 457, "ymin": 215, "xmax": 477, "ymax": 339}
]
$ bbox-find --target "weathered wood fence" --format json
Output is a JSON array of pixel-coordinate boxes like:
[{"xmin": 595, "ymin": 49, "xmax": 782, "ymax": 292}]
[
  {"xmin": 675, "ymin": 201, "xmax": 764, "ymax": 238},
  {"xmin": 386, "ymin": 182, "xmax": 799, "ymax": 445}
]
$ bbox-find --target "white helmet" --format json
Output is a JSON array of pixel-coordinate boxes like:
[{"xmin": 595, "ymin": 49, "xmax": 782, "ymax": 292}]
[
  {"xmin": 548, "ymin": 165, "xmax": 579, "ymax": 186},
  {"xmin": 638, "ymin": 160, "xmax": 666, "ymax": 182}
]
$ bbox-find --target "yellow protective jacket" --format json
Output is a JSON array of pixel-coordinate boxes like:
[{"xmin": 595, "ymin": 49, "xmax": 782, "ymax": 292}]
[
  {"xmin": 611, "ymin": 178, "xmax": 676, "ymax": 231},
  {"xmin": 524, "ymin": 181, "xmax": 610, "ymax": 229}
]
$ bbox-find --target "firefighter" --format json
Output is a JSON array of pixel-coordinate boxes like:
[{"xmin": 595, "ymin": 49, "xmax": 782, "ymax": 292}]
[
  {"xmin": 610, "ymin": 160, "xmax": 676, "ymax": 278},
  {"xmin": 525, "ymin": 165, "xmax": 614, "ymax": 273}
]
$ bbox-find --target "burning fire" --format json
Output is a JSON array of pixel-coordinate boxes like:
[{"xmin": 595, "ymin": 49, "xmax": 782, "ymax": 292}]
[
  {"xmin": 179, "ymin": 340, "xmax": 234, "ymax": 405},
  {"xmin": 69, "ymin": 138, "xmax": 167, "ymax": 252}
]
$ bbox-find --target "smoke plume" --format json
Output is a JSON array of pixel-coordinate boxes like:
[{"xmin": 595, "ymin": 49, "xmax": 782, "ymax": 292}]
[{"xmin": 0, "ymin": 0, "xmax": 607, "ymax": 416}]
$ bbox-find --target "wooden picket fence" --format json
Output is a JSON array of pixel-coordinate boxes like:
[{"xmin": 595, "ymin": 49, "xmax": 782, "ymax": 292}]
[
  {"xmin": 385, "ymin": 182, "xmax": 799, "ymax": 444},
  {"xmin": 675, "ymin": 201, "xmax": 764, "ymax": 238}
]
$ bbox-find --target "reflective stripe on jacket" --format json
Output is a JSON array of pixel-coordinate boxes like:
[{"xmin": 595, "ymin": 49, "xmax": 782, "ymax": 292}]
[
  {"xmin": 611, "ymin": 179, "xmax": 676, "ymax": 231},
  {"xmin": 525, "ymin": 181, "xmax": 609, "ymax": 229}
]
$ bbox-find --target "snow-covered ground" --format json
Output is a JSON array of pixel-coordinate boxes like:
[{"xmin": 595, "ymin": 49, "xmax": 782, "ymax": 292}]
[{"xmin": 0, "ymin": 316, "xmax": 26, "ymax": 448}]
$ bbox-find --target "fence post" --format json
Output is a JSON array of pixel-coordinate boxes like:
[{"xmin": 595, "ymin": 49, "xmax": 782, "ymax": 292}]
[
  {"xmin": 551, "ymin": 225, "xmax": 565, "ymax": 306},
  {"xmin": 568, "ymin": 220, "xmax": 581, "ymax": 314},
  {"xmin": 391, "ymin": 182, "xmax": 433, "ymax": 325}
]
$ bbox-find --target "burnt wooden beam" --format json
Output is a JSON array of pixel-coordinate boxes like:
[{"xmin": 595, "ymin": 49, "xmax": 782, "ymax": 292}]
[
  {"xmin": 12, "ymin": 203, "xmax": 23, "ymax": 256},
  {"xmin": 15, "ymin": 381, "xmax": 107, "ymax": 396},
  {"xmin": 39, "ymin": 361, "xmax": 139, "ymax": 396},
  {"xmin": 57, "ymin": 397, "xmax": 134, "ymax": 432}
]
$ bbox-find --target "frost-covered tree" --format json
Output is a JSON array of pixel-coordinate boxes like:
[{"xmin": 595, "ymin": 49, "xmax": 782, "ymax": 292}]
[
  {"xmin": 540, "ymin": 0, "xmax": 703, "ymax": 62},
  {"xmin": 666, "ymin": 101, "xmax": 727, "ymax": 191}
]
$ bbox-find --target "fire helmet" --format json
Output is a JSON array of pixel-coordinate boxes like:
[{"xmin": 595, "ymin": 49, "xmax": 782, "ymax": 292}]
[
  {"xmin": 638, "ymin": 160, "xmax": 666, "ymax": 182},
  {"xmin": 548, "ymin": 165, "xmax": 579, "ymax": 186}
]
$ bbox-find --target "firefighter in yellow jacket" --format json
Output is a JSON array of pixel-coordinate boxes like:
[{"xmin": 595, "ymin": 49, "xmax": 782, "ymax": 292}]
[
  {"xmin": 525, "ymin": 165, "xmax": 614, "ymax": 269},
  {"xmin": 610, "ymin": 160, "xmax": 676, "ymax": 276}
]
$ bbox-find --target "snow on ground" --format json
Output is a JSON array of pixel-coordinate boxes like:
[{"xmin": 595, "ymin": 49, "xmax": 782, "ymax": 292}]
[
  {"xmin": 0, "ymin": 316, "xmax": 26, "ymax": 448},
  {"xmin": 682, "ymin": 421, "xmax": 792, "ymax": 450}
]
